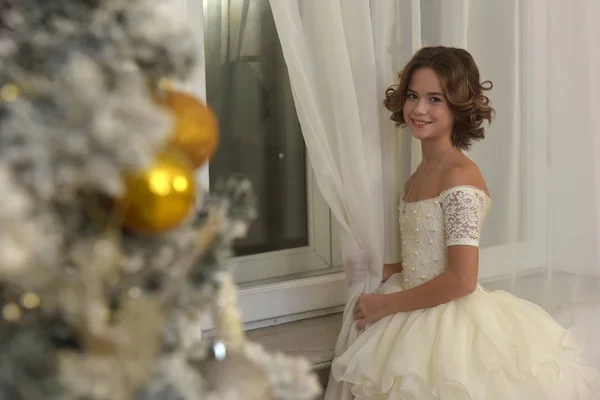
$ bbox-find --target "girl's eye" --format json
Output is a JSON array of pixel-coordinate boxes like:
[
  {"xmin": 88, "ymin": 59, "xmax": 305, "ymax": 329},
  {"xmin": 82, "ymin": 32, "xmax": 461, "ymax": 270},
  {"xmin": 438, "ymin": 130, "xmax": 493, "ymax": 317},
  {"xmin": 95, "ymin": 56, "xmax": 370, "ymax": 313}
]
[
  {"xmin": 430, "ymin": 97, "xmax": 442, "ymax": 103},
  {"xmin": 406, "ymin": 93, "xmax": 417, "ymax": 100}
]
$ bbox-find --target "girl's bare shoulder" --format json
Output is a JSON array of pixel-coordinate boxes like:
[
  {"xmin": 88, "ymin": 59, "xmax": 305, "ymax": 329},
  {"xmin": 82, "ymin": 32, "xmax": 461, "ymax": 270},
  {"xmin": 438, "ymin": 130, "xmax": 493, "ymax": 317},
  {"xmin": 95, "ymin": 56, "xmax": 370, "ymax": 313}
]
[{"xmin": 440, "ymin": 155, "xmax": 490, "ymax": 198}]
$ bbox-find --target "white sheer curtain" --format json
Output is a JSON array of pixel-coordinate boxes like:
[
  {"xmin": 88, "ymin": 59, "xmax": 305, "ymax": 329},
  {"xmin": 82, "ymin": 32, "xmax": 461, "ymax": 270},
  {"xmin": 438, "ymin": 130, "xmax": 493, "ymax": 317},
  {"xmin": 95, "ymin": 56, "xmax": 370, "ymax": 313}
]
[
  {"xmin": 543, "ymin": 0, "xmax": 600, "ymax": 284},
  {"xmin": 273, "ymin": 0, "xmax": 600, "ymax": 397},
  {"xmin": 419, "ymin": 0, "xmax": 600, "ymax": 366},
  {"xmin": 269, "ymin": 1, "xmax": 418, "ymax": 398},
  {"xmin": 540, "ymin": 1, "xmax": 600, "ymax": 360},
  {"xmin": 421, "ymin": 0, "xmax": 600, "ymax": 296}
]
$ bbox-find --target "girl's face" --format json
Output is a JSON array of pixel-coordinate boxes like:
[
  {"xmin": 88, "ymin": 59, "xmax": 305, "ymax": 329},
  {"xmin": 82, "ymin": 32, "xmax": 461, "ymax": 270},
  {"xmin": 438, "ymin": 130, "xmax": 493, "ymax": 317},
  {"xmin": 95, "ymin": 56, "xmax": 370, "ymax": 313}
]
[{"xmin": 402, "ymin": 67, "xmax": 454, "ymax": 143}]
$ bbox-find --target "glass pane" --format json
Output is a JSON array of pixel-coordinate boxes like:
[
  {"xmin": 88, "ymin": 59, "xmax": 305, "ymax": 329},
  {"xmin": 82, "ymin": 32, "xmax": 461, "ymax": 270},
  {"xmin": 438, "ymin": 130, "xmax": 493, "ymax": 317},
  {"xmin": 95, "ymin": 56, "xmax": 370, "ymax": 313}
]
[{"xmin": 204, "ymin": 0, "xmax": 308, "ymax": 256}]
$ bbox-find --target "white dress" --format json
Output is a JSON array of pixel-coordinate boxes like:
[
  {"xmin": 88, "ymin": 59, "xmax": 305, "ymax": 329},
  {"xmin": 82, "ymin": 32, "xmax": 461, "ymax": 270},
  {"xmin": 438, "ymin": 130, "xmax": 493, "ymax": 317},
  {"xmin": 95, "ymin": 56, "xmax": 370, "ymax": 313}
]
[{"xmin": 330, "ymin": 186, "xmax": 600, "ymax": 399}]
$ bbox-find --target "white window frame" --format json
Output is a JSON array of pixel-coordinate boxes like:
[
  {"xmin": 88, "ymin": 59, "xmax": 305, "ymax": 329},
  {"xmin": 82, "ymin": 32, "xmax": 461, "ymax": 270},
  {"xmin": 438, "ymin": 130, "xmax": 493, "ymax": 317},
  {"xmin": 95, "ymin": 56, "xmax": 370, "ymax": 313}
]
[
  {"xmin": 231, "ymin": 166, "xmax": 336, "ymax": 284},
  {"xmin": 184, "ymin": 0, "xmax": 347, "ymax": 331}
]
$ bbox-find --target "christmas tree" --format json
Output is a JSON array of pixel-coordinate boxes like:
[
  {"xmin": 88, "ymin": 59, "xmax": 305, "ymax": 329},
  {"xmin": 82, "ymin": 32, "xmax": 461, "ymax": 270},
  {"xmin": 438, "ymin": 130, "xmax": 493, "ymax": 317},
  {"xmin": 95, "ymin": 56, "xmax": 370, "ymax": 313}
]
[{"xmin": 0, "ymin": 0, "xmax": 321, "ymax": 399}]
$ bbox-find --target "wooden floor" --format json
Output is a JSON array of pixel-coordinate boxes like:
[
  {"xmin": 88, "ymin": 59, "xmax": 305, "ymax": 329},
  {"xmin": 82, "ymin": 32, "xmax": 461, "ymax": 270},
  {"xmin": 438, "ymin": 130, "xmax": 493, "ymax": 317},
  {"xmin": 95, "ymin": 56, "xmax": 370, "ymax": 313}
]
[
  {"xmin": 246, "ymin": 312, "xmax": 342, "ymax": 369},
  {"xmin": 246, "ymin": 313, "xmax": 341, "ymax": 399}
]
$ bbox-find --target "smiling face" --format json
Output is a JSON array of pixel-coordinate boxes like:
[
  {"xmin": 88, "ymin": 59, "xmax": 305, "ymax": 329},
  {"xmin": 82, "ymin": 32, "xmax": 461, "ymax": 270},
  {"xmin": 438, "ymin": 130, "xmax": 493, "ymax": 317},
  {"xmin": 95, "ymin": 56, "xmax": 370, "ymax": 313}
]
[{"xmin": 402, "ymin": 67, "xmax": 454, "ymax": 143}]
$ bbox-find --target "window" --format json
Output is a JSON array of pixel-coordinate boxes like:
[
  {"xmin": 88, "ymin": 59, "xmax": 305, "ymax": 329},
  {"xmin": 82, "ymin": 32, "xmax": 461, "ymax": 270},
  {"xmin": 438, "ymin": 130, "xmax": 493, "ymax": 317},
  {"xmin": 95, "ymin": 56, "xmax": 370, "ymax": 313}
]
[
  {"xmin": 179, "ymin": 0, "xmax": 346, "ymax": 329},
  {"xmin": 201, "ymin": 0, "xmax": 341, "ymax": 285},
  {"xmin": 204, "ymin": 0, "xmax": 308, "ymax": 258},
  {"xmin": 182, "ymin": 0, "xmax": 548, "ymax": 329}
]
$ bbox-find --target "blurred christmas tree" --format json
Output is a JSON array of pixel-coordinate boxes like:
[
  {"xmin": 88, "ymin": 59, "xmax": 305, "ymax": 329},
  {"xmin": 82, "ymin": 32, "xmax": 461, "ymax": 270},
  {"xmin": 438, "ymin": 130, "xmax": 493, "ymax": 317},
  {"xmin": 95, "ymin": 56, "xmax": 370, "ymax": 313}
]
[{"xmin": 0, "ymin": 0, "xmax": 321, "ymax": 399}]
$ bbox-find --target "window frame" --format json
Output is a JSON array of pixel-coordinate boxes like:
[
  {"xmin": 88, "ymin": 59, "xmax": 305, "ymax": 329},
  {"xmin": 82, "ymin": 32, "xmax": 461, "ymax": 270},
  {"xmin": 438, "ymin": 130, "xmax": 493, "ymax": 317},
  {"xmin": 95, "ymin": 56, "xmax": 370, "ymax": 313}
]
[
  {"xmin": 231, "ymin": 166, "xmax": 336, "ymax": 284},
  {"xmin": 186, "ymin": 0, "xmax": 346, "ymax": 330}
]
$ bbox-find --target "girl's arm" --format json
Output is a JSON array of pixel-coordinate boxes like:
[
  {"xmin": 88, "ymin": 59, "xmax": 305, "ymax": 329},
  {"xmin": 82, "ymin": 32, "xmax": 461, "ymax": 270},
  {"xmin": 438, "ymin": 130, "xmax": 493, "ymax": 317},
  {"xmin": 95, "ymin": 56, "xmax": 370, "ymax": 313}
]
[
  {"xmin": 354, "ymin": 246, "xmax": 478, "ymax": 330},
  {"xmin": 384, "ymin": 245, "xmax": 478, "ymax": 313}
]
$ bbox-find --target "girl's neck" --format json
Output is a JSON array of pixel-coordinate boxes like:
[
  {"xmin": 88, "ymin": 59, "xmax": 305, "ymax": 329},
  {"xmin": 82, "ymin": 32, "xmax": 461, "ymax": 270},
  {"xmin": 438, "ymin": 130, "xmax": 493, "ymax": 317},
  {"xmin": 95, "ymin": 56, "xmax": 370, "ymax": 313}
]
[{"xmin": 420, "ymin": 138, "xmax": 455, "ymax": 166}]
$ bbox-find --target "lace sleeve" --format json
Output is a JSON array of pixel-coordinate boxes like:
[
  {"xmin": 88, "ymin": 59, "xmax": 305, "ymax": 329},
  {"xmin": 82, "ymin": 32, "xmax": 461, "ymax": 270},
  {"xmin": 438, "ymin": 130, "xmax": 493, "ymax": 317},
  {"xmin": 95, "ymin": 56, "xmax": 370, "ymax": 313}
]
[{"xmin": 439, "ymin": 186, "xmax": 487, "ymax": 247}]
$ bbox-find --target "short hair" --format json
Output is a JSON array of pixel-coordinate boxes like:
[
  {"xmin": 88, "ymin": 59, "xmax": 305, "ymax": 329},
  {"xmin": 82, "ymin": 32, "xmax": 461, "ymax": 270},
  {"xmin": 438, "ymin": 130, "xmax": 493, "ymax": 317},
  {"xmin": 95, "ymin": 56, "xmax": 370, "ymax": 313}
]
[{"xmin": 384, "ymin": 46, "xmax": 495, "ymax": 150}]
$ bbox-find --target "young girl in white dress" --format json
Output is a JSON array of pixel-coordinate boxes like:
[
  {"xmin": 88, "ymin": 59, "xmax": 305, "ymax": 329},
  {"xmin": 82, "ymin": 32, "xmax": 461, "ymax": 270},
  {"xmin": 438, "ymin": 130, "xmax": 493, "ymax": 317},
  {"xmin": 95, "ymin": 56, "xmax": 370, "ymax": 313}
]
[{"xmin": 329, "ymin": 46, "xmax": 600, "ymax": 399}]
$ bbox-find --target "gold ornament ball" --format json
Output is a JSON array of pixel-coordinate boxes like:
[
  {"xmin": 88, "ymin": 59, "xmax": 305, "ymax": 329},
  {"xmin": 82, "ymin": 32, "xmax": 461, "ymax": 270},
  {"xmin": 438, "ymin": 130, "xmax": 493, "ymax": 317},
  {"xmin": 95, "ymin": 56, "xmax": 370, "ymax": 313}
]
[
  {"xmin": 154, "ymin": 87, "xmax": 219, "ymax": 169},
  {"xmin": 117, "ymin": 150, "xmax": 196, "ymax": 235}
]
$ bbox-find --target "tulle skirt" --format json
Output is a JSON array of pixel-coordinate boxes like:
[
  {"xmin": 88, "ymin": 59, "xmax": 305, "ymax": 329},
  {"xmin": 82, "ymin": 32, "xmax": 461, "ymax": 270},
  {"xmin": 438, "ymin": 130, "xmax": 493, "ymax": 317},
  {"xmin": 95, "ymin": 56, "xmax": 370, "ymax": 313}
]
[{"xmin": 331, "ymin": 274, "xmax": 600, "ymax": 400}]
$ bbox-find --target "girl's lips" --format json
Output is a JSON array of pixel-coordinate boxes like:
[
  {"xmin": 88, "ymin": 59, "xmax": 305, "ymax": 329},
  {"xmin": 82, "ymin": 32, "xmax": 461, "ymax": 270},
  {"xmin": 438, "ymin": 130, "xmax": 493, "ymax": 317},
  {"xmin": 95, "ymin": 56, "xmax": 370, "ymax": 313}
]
[{"xmin": 411, "ymin": 118, "xmax": 432, "ymax": 127}]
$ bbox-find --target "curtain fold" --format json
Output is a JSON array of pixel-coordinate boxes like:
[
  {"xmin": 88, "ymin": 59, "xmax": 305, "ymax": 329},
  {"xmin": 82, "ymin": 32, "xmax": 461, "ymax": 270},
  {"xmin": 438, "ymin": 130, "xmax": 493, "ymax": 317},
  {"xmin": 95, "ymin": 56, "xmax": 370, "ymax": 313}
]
[{"xmin": 269, "ymin": 1, "xmax": 418, "ymax": 398}]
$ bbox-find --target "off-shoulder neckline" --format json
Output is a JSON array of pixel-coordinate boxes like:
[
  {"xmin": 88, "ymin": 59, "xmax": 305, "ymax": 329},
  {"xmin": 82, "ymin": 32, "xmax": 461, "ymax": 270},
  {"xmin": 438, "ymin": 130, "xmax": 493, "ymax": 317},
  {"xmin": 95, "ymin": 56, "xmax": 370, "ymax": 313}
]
[{"xmin": 401, "ymin": 185, "xmax": 491, "ymax": 205}]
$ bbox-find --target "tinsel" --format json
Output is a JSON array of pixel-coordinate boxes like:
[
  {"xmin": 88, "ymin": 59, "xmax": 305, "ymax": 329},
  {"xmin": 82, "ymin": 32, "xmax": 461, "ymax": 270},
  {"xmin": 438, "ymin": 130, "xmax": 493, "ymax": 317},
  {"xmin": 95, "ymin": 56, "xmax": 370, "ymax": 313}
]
[{"xmin": 0, "ymin": 0, "xmax": 322, "ymax": 399}]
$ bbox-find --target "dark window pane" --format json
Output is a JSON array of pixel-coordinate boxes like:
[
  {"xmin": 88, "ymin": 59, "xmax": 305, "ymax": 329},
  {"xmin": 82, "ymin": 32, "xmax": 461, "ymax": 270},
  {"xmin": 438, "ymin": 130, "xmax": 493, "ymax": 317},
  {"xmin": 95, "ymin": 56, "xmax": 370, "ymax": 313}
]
[{"xmin": 204, "ymin": 0, "xmax": 308, "ymax": 256}]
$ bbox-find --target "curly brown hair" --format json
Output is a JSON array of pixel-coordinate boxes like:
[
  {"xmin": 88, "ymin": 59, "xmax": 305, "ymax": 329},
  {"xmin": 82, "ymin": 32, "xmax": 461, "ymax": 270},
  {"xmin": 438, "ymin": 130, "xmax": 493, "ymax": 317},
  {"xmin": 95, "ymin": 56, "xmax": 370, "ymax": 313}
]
[{"xmin": 384, "ymin": 46, "xmax": 495, "ymax": 150}]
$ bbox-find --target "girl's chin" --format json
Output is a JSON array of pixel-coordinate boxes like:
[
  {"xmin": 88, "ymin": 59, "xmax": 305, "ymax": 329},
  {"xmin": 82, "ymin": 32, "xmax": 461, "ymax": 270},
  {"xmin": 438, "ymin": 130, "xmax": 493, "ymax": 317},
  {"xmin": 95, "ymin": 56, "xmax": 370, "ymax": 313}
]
[{"xmin": 408, "ymin": 126, "xmax": 434, "ymax": 138}]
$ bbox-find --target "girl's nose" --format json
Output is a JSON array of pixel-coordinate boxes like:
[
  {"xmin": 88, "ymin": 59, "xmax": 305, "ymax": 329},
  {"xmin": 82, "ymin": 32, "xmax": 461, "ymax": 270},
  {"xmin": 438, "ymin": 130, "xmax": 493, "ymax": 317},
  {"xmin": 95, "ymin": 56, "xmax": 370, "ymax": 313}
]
[{"xmin": 414, "ymin": 99, "xmax": 428, "ymax": 115}]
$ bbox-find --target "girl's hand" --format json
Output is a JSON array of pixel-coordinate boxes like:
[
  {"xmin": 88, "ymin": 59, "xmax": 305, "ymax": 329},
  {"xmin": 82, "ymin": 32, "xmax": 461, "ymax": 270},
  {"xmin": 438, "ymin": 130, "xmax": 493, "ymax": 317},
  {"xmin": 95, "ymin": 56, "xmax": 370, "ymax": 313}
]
[{"xmin": 354, "ymin": 293, "xmax": 392, "ymax": 331}]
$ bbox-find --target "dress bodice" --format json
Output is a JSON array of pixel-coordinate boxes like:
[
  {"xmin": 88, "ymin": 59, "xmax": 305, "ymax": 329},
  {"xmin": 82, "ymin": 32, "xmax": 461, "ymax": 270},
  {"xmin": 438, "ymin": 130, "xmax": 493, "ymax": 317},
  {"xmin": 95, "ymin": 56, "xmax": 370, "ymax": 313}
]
[{"xmin": 399, "ymin": 185, "xmax": 491, "ymax": 289}]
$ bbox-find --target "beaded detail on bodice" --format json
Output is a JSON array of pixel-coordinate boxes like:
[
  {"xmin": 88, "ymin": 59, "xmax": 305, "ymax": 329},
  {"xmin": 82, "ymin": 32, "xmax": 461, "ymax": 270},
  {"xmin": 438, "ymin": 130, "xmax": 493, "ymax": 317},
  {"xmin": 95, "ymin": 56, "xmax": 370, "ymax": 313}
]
[{"xmin": 399, "ymin": 186, "xmax": 491, "ymax": 289}]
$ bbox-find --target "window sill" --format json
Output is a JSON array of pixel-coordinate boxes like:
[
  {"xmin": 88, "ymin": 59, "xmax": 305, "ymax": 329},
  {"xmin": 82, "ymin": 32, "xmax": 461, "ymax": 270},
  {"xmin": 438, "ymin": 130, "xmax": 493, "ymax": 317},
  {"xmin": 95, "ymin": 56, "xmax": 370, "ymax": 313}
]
[{"xmin": 201, "ymin": 269, "xmax": 348, "ymax": 331}]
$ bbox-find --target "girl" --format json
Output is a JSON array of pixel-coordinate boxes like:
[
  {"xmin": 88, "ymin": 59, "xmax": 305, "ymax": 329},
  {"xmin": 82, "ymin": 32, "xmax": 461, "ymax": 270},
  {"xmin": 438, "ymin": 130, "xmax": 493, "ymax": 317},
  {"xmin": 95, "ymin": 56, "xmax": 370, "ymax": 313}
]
[{"xmin": 329, "ymin": 46, "xmax": 600, "ymax": 399}]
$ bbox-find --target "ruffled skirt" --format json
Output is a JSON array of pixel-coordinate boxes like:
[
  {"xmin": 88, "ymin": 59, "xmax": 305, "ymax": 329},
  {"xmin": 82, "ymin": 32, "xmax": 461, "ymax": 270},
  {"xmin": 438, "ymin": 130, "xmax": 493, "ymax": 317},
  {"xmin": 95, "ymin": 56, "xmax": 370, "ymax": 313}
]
[{"xmin": 331, "ymin": 274, "xmax": 600, "ymax": 399}]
